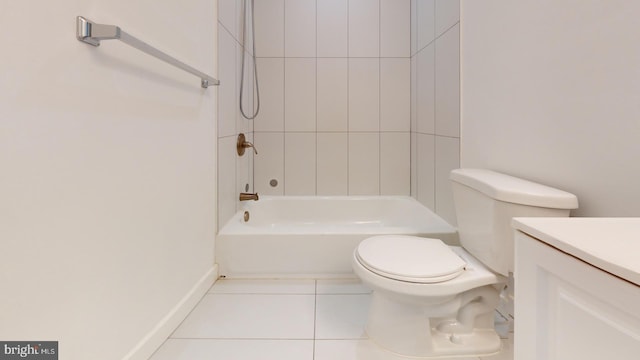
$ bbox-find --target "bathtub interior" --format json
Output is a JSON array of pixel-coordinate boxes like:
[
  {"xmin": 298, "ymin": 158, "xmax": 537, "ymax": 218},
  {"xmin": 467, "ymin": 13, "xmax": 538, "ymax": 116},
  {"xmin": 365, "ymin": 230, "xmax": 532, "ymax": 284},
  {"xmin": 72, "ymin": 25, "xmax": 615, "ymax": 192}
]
[{"xmin": 216, "ymin": 196, "xmax": 458, "ymax": 278}]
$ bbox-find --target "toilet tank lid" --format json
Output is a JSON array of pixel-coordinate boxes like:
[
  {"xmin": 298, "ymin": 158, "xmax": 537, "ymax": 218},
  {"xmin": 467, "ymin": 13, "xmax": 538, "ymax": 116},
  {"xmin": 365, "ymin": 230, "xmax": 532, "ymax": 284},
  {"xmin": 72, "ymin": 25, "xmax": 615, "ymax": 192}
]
[{"xmin": 450, "ymin": 169, "xmax": 579, "ymax": 210}]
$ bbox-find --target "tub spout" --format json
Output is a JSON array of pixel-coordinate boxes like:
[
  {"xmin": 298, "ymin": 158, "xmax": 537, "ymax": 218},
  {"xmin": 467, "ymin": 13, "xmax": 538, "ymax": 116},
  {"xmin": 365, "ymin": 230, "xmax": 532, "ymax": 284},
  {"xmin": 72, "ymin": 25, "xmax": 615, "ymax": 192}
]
[{"xmin": 239, "ymin": 192, "xmax": 259, "ymax": 201}]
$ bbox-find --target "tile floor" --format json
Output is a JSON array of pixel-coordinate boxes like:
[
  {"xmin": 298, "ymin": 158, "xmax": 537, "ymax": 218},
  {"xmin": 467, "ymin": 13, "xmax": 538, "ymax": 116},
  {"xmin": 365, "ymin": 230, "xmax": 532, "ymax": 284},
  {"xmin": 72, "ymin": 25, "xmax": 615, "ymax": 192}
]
[{"xmin": 149, "ymin": 279, "xmax": 513, "ymax": 360}]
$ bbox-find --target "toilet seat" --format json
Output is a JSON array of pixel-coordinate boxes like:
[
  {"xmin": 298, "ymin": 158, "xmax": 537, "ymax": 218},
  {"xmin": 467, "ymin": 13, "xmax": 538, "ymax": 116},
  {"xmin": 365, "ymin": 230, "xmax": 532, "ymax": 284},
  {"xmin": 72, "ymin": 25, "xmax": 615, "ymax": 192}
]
[{"xmin": 355, "ymin": 235, "xmax": 467, "ymax": 283}]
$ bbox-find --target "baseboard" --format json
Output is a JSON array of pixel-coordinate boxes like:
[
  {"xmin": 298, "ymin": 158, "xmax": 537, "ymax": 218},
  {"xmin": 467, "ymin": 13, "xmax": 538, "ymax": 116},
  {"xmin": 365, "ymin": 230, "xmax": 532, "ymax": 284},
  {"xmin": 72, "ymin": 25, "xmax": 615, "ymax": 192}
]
[{"xmin": 122, "ymin": 264, "xmax": 219, "ymax": 360}]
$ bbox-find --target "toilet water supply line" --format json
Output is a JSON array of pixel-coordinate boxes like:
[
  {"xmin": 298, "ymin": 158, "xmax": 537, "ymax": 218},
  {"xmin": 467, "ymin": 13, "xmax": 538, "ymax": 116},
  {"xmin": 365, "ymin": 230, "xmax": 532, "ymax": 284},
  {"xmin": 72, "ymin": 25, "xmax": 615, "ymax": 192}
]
[{"xmin": 240, "ymin": 0, "xmax": 261, "ymax": 119}]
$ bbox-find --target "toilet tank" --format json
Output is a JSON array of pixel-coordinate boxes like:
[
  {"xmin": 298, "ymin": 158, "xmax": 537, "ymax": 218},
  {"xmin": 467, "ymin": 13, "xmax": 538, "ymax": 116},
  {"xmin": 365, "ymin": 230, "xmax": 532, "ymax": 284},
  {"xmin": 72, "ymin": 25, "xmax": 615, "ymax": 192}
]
[{"xmin": 450, "ymin": 169, "xmax": 578, "ymax": 276}]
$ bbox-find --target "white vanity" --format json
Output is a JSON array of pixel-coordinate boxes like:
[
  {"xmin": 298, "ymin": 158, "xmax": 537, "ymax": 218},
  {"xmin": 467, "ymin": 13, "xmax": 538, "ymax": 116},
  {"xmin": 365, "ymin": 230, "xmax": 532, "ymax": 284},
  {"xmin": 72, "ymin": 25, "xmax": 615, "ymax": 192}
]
[{"xmin": 512, "ymin": 218, "xmax": 640, "ymax": 360}]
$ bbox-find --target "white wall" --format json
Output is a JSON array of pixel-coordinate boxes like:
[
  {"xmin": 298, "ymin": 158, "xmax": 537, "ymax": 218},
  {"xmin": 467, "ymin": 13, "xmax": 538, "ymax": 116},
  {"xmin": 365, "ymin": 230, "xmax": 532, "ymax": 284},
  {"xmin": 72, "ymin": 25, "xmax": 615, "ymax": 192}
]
[
  {"xmin": 217, "ymin": 0, "xmax": 255, "ymax": 229},
  {"xmin": 411, "ymin": 0, "xmax": 460, "ymax": 225},
  {"xmin": 252, "ymin": 0, "xmax": 411, "ymax": 196},
  {"xmin": 0, "ymin": 1, "xmax": 217, "ymax": 359},
  {"xmin": 461, "ymin": 0, "xmax": 640, "ymax": 217}
]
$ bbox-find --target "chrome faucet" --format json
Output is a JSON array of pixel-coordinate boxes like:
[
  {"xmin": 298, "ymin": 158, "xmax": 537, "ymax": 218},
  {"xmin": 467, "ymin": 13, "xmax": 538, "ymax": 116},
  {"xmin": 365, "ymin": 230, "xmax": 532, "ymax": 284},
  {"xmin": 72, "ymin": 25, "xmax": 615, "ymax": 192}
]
[{"xmin": 239, "ymin": 192, "xmax": 259, "ymax": 201}]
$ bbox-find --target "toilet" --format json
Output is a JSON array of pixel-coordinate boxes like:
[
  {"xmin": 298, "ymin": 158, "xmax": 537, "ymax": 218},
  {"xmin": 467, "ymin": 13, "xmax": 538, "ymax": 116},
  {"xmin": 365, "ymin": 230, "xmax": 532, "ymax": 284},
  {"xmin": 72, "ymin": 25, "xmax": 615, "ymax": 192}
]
[{"xmin": 352, "ymin": 169, "xmax": 579, "ymax": 358}]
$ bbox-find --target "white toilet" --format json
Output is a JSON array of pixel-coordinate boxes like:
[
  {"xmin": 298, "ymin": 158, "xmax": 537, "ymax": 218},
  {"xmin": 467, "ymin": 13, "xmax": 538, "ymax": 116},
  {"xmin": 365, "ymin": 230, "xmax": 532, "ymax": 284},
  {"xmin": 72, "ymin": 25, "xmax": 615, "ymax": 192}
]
[{"xmin": 352, "ymin": 169, "xmax": 579, "ymax": 358}]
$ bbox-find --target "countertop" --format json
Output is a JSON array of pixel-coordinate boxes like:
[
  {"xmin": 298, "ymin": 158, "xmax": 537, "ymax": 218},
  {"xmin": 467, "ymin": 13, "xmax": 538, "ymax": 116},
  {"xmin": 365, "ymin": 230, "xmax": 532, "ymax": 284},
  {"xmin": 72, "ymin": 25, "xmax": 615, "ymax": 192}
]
[{"xmin": 512, "ymin": 217, "xmax": 640, "ymax": 286}]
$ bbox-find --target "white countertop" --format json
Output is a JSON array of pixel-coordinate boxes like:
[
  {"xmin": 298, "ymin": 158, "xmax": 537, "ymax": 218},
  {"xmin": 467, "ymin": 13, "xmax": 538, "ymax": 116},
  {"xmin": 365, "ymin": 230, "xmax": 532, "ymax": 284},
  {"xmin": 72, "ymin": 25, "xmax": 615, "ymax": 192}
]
[{"xmin": 512, "ymin": 217, "xmax": 640, "ymax": 286}]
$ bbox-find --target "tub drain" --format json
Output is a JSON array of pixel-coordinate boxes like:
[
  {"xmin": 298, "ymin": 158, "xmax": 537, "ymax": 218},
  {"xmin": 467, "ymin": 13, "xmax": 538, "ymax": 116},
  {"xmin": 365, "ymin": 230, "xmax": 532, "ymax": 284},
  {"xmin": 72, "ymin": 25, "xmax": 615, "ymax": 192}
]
[{"xmin": 243, "ymin": 211, "xmax": 250, "ymax": 222}]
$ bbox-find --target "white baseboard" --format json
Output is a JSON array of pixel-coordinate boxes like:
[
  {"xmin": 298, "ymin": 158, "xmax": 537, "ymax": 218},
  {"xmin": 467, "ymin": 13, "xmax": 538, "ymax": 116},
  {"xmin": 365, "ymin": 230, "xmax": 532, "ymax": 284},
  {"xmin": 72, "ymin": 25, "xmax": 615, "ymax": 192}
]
[{"xmin": 122, "ymin": 264, "xmax": 219, "ymax": 360}]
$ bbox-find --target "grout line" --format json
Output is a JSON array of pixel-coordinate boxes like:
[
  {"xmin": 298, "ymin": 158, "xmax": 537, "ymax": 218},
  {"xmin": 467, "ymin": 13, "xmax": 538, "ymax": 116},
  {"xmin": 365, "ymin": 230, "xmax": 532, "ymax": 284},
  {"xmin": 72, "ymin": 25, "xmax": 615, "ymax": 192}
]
[
  {"xmin": 207, "ymin": 292, "xmax": 317, "ymax": 296},
  {"xmin": 378, "ymin": 60, "xmax": 382, "ymax": 196},
  {"xmin": 256, "ymin": 56, "xmax": 411, "ymax": 59},
  {"xmin": 415, "ymin": 20, "xmax": 460, "ymax": 57},
  {"xmin": 378, "ymin": 0, "xmax": 382, "ymax": 196},
  {"xmin": 313, "ymin": 279, "xmax": 318, "ymax": 359},
  {"xmin": 346, "ymin": 0, "xmax": 350, "ymax": 195},
  {"xmin": 160, "ymin": 338, "xmax": 318, "ymax": 342},
  {"xmin": 315, "ymin": 0, "xmax": 319, "ymax": 197},
  {"xmin": 169, "ymin": 337, "xmax": 316, "ymax": 341},
  {"xmin": 432, "ymin": 0, "xmax": 437, "ymax": 211},
  {"xmin": 282, "ymin": 0, "xmax": 287, "ymax": 196}
]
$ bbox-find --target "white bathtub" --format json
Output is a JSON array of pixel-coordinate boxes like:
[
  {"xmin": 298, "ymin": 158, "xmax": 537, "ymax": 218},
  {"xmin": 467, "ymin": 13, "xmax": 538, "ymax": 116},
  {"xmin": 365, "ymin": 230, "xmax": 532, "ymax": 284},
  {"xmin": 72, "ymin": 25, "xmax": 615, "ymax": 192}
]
[{"xmin": 216, "ymin": 196, "xmax": 458, "ymax": 278}]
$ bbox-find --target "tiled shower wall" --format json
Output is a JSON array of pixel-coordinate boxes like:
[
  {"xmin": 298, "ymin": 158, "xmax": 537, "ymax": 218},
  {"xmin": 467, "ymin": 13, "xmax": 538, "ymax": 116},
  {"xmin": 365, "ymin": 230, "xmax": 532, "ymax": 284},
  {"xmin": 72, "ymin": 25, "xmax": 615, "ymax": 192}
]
[
  {"xmin": 217, "ymin": 0, "xmax": 461, "ymax": 229},
  {"xmin": 410, "ymin": 0, "xmax": 460, "ymax": 225},
  {"xmin": 252, "ymin": 0, "xmax": 411, "ymax": 196},
  {"xmin": 218, "ymin": 0, "xmax": 256, "ymax": 229}
]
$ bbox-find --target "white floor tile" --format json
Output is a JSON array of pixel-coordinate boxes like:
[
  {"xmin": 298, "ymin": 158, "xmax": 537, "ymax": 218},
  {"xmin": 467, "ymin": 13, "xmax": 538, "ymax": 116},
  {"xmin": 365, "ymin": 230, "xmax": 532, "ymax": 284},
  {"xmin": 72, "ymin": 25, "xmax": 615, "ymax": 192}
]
[
  {"xmin": 316, "ymin": 294, "xmax": 370, "ymax": 339},
  {"xmin": 316, "ymin": 279, "xmax": 372, "ymax": 294},
  {"xmin": 152, "ymin": 279, "xmax": 513, "ymax": 360},
  {"xmin": 171, "ymin": 294, "xmax": 315, "ymax": 339},
  {"xmin": 315, "ymin": 340, "xmax": 403, "ymax": 360},
  {"xmin": 208, "ymin": 279, "xmax": 316, "ymax": 294},
  {"xmin": 150, "ymin": 339, "xmax": 313, "ymax": 360}
]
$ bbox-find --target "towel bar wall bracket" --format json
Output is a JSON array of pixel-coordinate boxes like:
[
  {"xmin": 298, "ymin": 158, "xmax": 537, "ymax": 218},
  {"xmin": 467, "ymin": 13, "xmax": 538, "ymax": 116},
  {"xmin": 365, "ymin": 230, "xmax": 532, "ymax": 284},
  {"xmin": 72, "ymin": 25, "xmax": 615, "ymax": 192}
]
[{"xmin": 76, "ymin": 16, "xmax": 219, "ymax": 88}]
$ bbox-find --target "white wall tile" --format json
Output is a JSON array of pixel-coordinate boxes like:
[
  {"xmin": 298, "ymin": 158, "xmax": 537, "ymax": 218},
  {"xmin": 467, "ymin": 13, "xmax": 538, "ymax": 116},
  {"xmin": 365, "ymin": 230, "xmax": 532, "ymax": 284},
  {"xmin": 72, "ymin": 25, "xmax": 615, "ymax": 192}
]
[
  {"xmin": 349, "ymin": 133, "xmax": 380, "ymax": 195},
  {"xmin": 411, "ymin": 0, "xmax": 418, "ymax": 56},
  {"xmin": 236, "ymin": 0, "xmax": 254, "ymax": 54},
  {"xmin": 254, "ymin": 0, "xmax": 285, "ymax": 57},
  {"xmin": 435, "ymin": 23, "xmax": 460, "ymax": 137},
  {"xmin": 349, "ymin": 59, "xmax": 379, "ymax": 132},
  {"xmin": 285, "ymin": 0, "xmax": 316, "ymax": 57},
  {"xmin": 318, "ymin": 0, "xmax": 348, "ymax": 57},
  {"xmin": 411, "ymin": 132, "xmax": 418, "ymax": 196},
  {"xmin": 349, "ymin": 0, "xmax": 380, "ymax": 57},
  {"xmin": 381, "ymin": 133, "xmax": 410, "ymax": 195},
  {"xmin": 317, "ymin": 133, "xmax": 348, "ymax": 195},
  {"xmin": 236, "ymin": 115, "xmax": 253, "ymax": 142},
  {"xmin": 411, "ymin": 56, "xmax": 418, "ymax": 132},
  {"xmin": 435, "ymin": 136, "xmax": 459, "ymax": 225},
  {"xmin": 238, "ymin": 46, "xmax": 255, "ymax": 129},
  {"xmin": 285, "ymin": 133, "xmax": 316, "ymax": 195},
  {"xmin": 317, "ymin": 59, "xmax": 348, "ymax": 132},
  {"xmin": 435, "ymin": 0, "xmax": 460, "ymax": 37},
  {"xmin": 218, "ymin": 136, "xmax": 237, "ymax": 230},
  {"xmin": 380, "ymin": 58, "xmax": 411, "ymax": 131},
  {"xmin": 417, "ymin": 0, "xmax": 435, "ymax": 51},
  {"xmin": 246, "ymin": 0, "xmax": 416, "ymax": 198},
  {"xmin": 381, "ymin": 0, "xmax": 411, "ymax": 57},
  {"xmin": 285, "ymin": 58, "xmax": 316, "ymax": 131},
  {"xmin": 254, "ymin": 58, "xmax": 284, "ymax": 132},
  {"xmin": 254, "ymin": 132, "xmax": 284, "ymax": 195},
  {"xmin": 218, "ymin": 0, "xmax": 237, "ymax": 40},
  {"xmin": 218, "ymin": 26, "xmax": 238, "ymax": 138},
  {"xmin": 416, "ymin": 133, "xmax": 435, "ymax": 209},
  {"xmin": 417, "ymin": 44, "xmax": 435, "ymax": 134}
]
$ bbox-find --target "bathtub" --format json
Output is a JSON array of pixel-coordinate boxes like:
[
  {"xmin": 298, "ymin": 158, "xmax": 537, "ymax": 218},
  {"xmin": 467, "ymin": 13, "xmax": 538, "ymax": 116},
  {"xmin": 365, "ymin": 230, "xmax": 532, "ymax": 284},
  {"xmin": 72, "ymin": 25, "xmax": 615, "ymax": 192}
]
[{"xmin": 216, "ymin": 196, "xmax": 458, "ymax": 278}]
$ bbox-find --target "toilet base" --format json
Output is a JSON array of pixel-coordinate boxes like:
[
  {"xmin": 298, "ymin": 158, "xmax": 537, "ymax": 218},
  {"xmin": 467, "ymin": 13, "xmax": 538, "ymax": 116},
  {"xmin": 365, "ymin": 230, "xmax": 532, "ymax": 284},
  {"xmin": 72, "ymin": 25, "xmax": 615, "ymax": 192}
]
[{"xmin": 365, "ymin": 286, "xmax": 502, "ymax": 358}]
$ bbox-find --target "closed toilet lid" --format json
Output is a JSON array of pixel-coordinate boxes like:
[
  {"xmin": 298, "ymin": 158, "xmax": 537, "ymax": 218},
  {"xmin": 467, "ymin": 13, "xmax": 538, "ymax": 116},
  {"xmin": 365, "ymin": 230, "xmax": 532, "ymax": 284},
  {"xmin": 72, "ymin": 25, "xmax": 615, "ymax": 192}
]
[{"xmin": 356, "ymin": 235, "xmax": 467, "ymax": 283}]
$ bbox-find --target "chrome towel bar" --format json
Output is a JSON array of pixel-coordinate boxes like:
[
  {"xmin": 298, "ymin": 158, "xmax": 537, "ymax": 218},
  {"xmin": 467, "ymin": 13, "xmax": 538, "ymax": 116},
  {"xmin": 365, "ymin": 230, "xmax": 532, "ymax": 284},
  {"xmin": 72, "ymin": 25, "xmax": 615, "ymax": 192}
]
[{"xmin": 76, "ymin": 16, "xmax": 220, "ymax": 88}]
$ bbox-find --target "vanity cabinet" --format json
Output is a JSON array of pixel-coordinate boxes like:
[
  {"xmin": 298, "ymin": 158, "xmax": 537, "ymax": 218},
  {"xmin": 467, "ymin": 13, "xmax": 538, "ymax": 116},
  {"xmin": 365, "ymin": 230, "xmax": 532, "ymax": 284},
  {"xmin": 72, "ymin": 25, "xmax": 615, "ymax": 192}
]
[{"xmin": 512, "ymin": 218, "xmax": 640, "ymax": 360}]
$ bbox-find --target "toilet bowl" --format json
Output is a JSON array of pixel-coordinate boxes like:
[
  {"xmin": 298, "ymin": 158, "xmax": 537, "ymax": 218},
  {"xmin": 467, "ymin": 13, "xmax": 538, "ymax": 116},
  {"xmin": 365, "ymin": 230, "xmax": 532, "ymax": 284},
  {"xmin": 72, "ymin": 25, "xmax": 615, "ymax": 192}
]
[
  {"xmin": 353, "ymin": 236, "xmax": 504, "ymax": 357},
  {"xmin": 352, "ymin": 169, "xmax": 579, "ymax": 358}
]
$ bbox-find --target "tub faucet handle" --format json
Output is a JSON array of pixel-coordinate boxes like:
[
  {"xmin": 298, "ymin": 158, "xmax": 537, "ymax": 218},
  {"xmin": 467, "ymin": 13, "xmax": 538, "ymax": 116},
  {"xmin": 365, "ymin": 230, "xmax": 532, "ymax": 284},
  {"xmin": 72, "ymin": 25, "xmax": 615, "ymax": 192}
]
[{"xmin": 237, "ymin": 133, "xmax": 258, "ymax": 156}]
